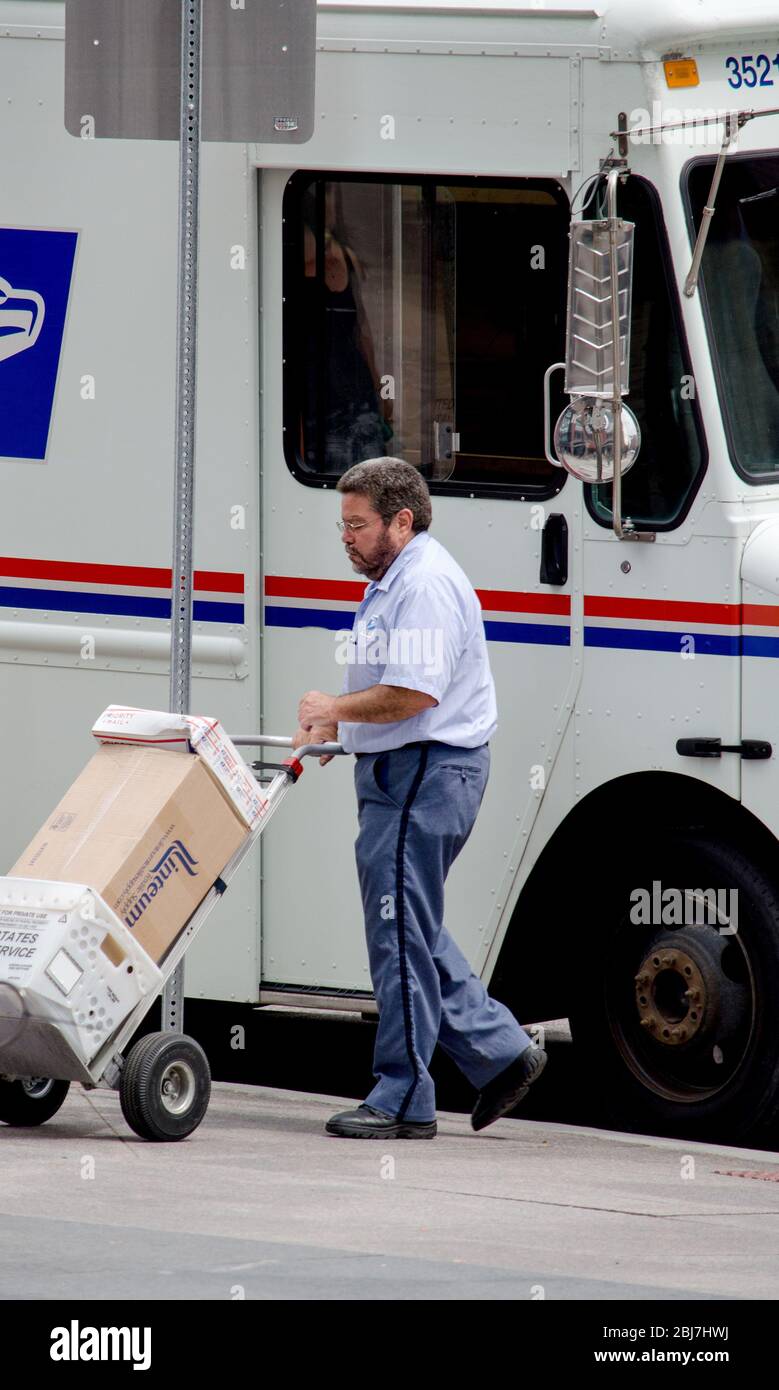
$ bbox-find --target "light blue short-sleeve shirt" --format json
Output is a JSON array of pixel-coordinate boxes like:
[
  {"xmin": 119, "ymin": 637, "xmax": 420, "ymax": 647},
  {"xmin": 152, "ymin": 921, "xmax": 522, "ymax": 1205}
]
[{"xmin": 337, "ymin": 531, "xmax": 498, "ymax": 754}]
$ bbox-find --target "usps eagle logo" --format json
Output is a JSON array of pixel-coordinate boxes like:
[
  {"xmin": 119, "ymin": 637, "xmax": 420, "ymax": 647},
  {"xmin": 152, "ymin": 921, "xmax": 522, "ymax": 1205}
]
[
  {"xmin": 0, "ymin": 275, "xmax": 45, "ymax": 362},
  {"xmin": 0, "ymin": 227, "xmax": 78, "ymax": 461}
]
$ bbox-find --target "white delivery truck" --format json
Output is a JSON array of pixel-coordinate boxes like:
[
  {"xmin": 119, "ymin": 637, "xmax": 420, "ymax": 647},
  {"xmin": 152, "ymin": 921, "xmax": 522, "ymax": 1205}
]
[{"xmin": 1, "ymin": 0, "xmax": 779, "ymax": 1143}]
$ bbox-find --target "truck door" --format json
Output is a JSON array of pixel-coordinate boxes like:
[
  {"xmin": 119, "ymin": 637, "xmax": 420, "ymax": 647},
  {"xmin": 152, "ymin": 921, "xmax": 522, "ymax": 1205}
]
[{"xmin": 259, "ymin": 169, "xmax": 580, "ymax": 995}]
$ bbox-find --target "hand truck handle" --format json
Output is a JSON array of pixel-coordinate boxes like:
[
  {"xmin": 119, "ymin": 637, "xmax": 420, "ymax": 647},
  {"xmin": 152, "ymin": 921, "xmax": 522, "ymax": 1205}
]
[{"xmin": 229, "ymin": 734, "xmax": 346, "ymax": 758}]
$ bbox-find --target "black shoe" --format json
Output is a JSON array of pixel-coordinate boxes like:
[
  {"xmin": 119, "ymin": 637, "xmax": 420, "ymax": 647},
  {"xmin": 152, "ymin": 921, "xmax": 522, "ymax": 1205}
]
[
  {"xmin": 325, "ymin": 1104, "xmax": 437, "ymax": 1139},
  {"xmin": 471, "ymin": 1045, "xmax": 548, "ymax": 1132}
]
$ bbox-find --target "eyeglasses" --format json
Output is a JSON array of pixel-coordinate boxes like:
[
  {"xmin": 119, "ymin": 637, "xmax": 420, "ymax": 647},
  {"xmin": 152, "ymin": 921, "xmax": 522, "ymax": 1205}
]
[{"xmin": 336, "ymin": 518, "xmax": 382, "ymax": 534}]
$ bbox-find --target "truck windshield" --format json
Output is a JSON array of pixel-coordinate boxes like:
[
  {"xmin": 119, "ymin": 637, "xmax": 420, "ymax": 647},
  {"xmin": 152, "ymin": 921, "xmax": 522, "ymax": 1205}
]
[{"xmin": 687, "ymin": 153, "xmax": 779, "ymax": 480}]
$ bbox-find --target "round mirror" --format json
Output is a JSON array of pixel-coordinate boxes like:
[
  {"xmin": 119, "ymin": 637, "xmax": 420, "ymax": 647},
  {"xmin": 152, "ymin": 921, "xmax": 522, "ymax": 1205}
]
[{"xmin": 553, "ymin": 400, "xmax": 641, "ymax": 483}]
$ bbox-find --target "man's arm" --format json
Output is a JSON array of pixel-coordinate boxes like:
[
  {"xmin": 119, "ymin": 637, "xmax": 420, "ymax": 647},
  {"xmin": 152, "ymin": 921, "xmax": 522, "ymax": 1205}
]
[{"xmin": 299, "ymin": 685, "xmax": 436, "ymax": 731}]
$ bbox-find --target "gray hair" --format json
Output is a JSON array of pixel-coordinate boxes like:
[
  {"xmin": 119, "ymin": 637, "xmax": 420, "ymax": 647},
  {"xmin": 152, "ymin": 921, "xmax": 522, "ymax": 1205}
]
[{"xmin": 336, "ymin": 457, "xmax": 432, "ymax": 532}]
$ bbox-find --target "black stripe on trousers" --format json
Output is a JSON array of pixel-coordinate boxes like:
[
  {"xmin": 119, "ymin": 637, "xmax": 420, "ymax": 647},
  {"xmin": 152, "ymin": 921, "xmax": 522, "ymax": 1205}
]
[{"xmin": 394, "ymin": 745, "xmax": 430, "ymax": 1122}]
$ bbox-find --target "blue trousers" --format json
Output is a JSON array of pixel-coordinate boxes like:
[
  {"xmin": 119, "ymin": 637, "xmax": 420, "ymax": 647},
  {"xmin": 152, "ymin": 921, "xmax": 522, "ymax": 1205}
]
[{"xmin": 354, "ymin": 741, "xmax": 531, "ymax": 1123}]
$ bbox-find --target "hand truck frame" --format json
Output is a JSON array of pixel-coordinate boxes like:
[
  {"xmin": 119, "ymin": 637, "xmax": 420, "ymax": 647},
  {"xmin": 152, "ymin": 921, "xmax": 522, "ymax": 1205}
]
[{"xmin": 0, "ymin": 736, "xmax": 344, "ymax": 1141}]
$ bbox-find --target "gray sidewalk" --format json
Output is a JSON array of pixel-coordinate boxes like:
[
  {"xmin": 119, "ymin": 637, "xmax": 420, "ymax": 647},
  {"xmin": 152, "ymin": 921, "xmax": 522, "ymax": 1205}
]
[{"xmin": 1, "ymin": 1080, "xmax": 778, "ymax": 1300}]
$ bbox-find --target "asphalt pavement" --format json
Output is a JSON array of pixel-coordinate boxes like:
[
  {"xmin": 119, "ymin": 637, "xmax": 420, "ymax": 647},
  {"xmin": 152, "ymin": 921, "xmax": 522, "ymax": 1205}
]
[{"xmin": 2, "ymin": 1075, "xmax": 779, "ymax": 1301}]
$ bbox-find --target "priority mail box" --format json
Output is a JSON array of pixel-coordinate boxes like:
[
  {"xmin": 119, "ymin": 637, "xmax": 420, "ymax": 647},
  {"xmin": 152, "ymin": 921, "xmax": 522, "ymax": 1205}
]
[
  {"xmin": 91, "ymin": 705, "xmax": 267, "ymax": 829},
  {"xmin": 8, "ymin": 744, "xmax": 247, "ymax": 964}
]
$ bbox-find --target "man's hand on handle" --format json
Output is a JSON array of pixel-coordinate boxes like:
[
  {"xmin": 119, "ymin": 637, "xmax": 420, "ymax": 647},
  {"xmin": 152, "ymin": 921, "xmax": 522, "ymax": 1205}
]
[
  {"xmin": 295, "ymin": 681, "xmax": 438, "ymax": 765},
  {"xmin": 292, "ymin": 722, "xmax": 339, "ymax": 766},
  {"xmin": 296, "ymin": 691, "xmax": 339, "ymax": 766},
  {"xmin": 299, "ymin": 685, "xmax": 436, "ymax": 733}
]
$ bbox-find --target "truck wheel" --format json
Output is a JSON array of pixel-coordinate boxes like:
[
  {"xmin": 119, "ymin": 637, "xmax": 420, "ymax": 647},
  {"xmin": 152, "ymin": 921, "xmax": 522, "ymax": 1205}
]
[
  {"xmin": 568, "ymin": 831, "xmax": 779, "ymax": 1144},
  {"xmin": 119, "ymin": 1032, "xmax": 211, "ymax": 1141},
  {"xmin": 0, "ymin": 1077, "xmax": 71, "ymax": 1126}
]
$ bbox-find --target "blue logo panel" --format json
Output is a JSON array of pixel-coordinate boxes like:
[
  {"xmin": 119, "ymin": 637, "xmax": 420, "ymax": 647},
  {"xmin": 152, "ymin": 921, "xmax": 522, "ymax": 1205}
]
[{"xmin": 0, "ymin": 227, "xmax": 78, "ymax": 461}]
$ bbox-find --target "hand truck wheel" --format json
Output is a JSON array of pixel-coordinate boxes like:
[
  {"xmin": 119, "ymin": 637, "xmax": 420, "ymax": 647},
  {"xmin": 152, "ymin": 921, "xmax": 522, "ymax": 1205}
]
[
  {"xmin": 119, "ymin": 1031, "xmax": 211, "ymax": 1141},
  {"xmin": 0, "ymin": 1076, "xmax": 71, "ymax": 1126}
]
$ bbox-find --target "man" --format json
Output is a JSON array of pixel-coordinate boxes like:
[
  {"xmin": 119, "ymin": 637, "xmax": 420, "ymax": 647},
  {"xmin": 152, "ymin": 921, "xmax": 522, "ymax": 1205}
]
[{"xmin": 294, "ymin": 458, "xmax": 547, "ymax": 1138}]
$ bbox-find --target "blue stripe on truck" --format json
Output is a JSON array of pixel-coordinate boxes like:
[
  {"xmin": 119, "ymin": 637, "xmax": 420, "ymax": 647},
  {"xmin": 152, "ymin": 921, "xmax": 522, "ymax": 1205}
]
[{"xmin": 0, "ymin": 586, "xmax": 244, "ymax": 624}]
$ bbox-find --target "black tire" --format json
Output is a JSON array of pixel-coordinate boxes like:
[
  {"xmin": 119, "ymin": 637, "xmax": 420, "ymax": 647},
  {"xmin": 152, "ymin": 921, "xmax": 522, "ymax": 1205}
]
[
  {"xmin": 119, "ymin": 1032, "xmax": 211, "ymax": 1141},
  {"xmin": 568, "ymin": 831, "xmax": 779, "ymax": 1144},
  {"xmin": 0, "ymin": 1077, "xmax": 71, "ymax": 1126}
]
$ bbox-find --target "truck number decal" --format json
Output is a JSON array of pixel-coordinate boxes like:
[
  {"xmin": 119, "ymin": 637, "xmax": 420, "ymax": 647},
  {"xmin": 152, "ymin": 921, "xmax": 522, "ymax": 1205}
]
[{"xmin": 725, "ymin": 54, "xmax": 779, "ymax": 88}]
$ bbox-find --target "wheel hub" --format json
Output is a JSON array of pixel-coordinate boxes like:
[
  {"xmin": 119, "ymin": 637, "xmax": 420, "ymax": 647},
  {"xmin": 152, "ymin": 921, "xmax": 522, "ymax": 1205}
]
[
  {"xmin": 21, "ymin": 1077, "xmax": 55, "ymax": 1099},
  {"xmin": 159, "ymin": 1060, "xmax": 196, "ymax": 1115},
  {"xmin": 635, "ymin": 946, "xmax": 706, "ymax": 1045},
  {"xmin": 633, "ymin": 927, "xmax": 743, "ymax": 1051}
]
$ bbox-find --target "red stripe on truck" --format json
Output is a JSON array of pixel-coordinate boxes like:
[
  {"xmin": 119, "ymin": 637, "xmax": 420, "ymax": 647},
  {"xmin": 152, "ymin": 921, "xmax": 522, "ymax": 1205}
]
[
  {"xmin": 0, "ymin": 556, "xmax": 244, "ymax": 593},
  {"xmin": 265, "ymin": 575, "xmax": 571, "ymax": 614},
  {"xmin": 585, "ymin": 596, "xmax": 741, "ymax": 624}
]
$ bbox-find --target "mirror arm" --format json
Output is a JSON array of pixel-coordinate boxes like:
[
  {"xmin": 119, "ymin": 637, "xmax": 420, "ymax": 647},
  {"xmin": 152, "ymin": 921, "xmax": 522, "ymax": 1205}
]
[{"xmin": 683, "ymin": 112, "xmax": 739, "ymax": 298}]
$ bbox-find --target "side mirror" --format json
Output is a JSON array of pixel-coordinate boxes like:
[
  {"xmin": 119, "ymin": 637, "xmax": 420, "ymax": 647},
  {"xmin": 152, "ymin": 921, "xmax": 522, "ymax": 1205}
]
[
  {"xmin": 550, "ymin": 169, "xmax": 643, "ymax": 524},
  {"xmin": 554, "ymin": 398, "xmax": 640, "ymax": 484}
]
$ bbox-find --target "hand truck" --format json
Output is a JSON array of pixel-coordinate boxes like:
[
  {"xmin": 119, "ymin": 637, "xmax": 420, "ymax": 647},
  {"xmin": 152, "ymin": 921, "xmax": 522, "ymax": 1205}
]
[{"xmin": 0, "ymin": 736, "xmax": 344, "ymax": 1142}]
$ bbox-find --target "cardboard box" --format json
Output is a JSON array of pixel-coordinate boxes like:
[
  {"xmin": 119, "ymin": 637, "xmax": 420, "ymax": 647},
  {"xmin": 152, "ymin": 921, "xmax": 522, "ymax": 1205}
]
[
  {"xmin": 91, "ymin": 705, "xmax": 268, "ymax": 829},
  {"xmin": 7, "ymin": 744, "xmax": 247, "ymax": 964}
]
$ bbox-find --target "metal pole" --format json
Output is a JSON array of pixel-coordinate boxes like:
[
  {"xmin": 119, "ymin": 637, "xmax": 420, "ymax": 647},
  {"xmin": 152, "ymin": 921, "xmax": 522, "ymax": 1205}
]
[{"xmin": 163, "ymin": 0, "xmax": 203, "ymax": 1033}]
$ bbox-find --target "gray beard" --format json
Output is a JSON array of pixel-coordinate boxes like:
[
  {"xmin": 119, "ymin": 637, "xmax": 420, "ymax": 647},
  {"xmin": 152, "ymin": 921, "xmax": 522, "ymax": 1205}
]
[{"xmin": 348, "ymin": 530, "xmax": 400, "ymax": 581}]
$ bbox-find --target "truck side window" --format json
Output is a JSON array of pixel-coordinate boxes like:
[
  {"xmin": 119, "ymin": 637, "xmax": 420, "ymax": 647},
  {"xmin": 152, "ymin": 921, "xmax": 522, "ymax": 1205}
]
[
  {"xmin": 686, "ymin": 152, "xmax": 779, "ymax": 481},
  {"xmin": 282, "ymin": 173, "xmax": 570, "ymax": 499},
  {"xmin": 585, "ymin": 176, "xmax": 706, "ymax": 530}
]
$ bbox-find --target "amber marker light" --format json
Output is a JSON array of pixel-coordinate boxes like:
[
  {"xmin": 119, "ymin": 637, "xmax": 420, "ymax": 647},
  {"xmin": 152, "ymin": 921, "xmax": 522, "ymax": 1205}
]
[{"xmin": 664, "ymin": 58, "xmax": 700, "ymax": 88}]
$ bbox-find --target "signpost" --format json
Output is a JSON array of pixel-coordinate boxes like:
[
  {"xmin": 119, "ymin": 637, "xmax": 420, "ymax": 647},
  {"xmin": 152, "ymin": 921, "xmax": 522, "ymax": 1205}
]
[{"xmin": 64, "ymin": 0, "xmax": 316, "ymax": 1030}]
